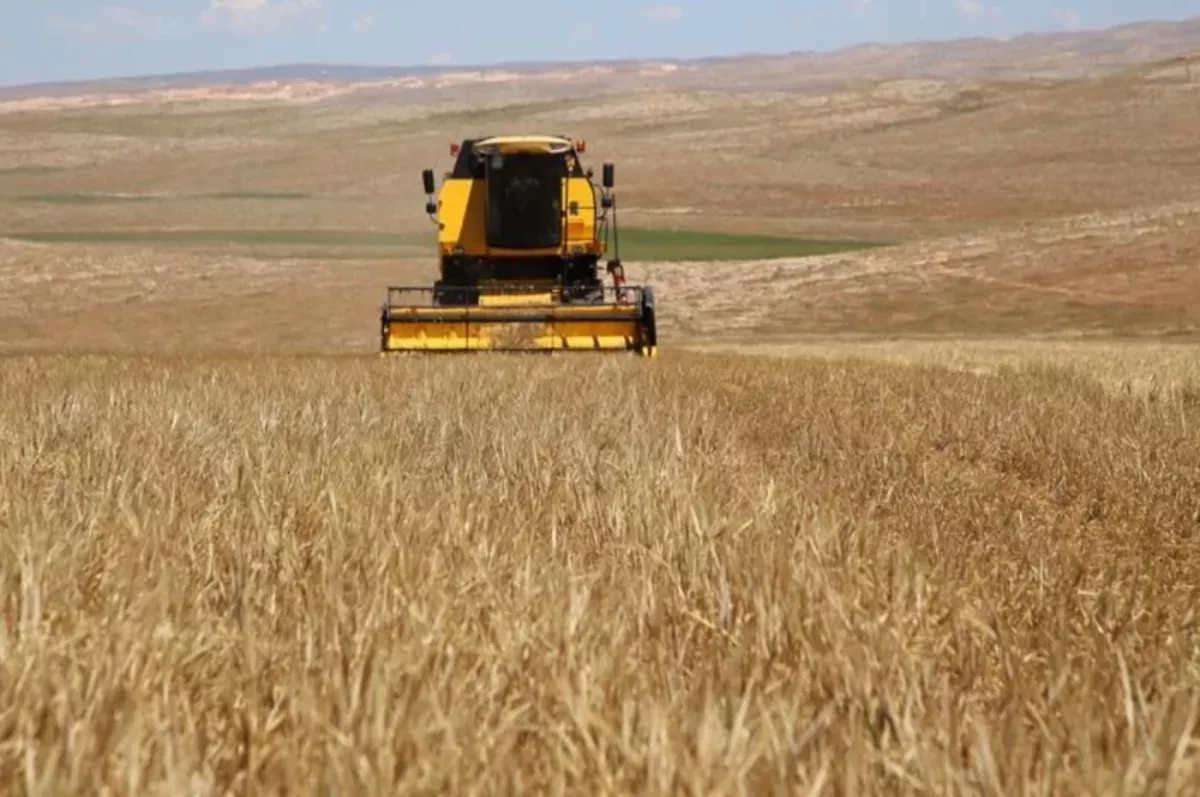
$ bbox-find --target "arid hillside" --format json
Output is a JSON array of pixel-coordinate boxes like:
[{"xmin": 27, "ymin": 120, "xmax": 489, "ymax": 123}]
[
  {"xmin": 2, "ymin": 34, "xmax": 1200, "ymax": 348},
  {"xmin": 4, "ymin": 14, "xmax": 1200, "ymax": 109},
  {"xmin": 2, "ymin": 20, "xmax": 1200, "ymax": 795}
]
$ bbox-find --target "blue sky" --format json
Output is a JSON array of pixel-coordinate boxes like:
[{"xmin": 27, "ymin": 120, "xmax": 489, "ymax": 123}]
[{"xmin": 1, "ymin": 1, "xmax": 1197, "ymax": 86}]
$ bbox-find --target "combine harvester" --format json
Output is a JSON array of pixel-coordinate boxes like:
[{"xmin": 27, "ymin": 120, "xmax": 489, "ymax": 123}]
[{"xmin": 380, "ymin": 135, "xmax": 658, "ymax": 357}]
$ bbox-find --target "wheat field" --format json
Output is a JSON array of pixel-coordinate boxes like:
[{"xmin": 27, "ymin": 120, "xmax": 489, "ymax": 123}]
[
  {"xmin": 2, "ymin": 351, "xmax": 1197, "ymax": 794},
  {"xmin": 4, "ymin": 25, "xmax": 1200, "ymax": 795}
]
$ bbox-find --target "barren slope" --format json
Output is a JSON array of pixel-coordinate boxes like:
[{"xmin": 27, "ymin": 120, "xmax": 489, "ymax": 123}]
[
  {"xmin": 2, "ymin": 37, "xmax": 1200, "ymax": 349},
  {"xmin": 631, "ymin": 200, "xmax": 1200, "ymax": 342}
]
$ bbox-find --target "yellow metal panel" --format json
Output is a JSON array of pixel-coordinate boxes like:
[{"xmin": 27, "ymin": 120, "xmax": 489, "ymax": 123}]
[
  {"xmin": 383, "ymin": 316, "xmax": 646, "ymax": 353},
  {"xmin": 386, "ymin": 306, "xmax": 640, "ymax": 322},
  {"xmin": 436, "ymin": 178, "xmax": 487, "ymax": 255},
  {"xmin": 477, "ymin": 292, "xmax": 558, "ymax": 306},
  {"xmin": 438, "ymin": 174, "xmax": 601, "ymax": 258},
  {"xmin": 564, "ymin": 176, "xmax": 599, "ymax": 251}
]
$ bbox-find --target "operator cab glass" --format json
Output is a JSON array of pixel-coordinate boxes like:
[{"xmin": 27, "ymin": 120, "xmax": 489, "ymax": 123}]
[{"xmin": 485, "ymin": 152, "xmax": 565, "ymax": 250}]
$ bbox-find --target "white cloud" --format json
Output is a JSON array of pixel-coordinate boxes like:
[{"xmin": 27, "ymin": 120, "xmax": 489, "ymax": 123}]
[
  {"xmin": 351, "ymin": 14, "xmax": 376, "ymax": 34},
  {"xmin": 642, "ymin": 5, "xmax": 684, "ymax": 22},
  {"xmin": 200, "ymin": 0, "xmax": 326, "ymax": 34},
  {"xmin": 45, "ymin": 6, "xmax": 181, "ymax": 39},
  {"xmin": 427, "ymin": 52, "xmax": 454, "ymax": 66},
  {"xmin": 1052, "ymin": 8, "xmax": 1082, "ymax": 31},
  {"xmin": 953, "ymin": 0, "xmax": 1005, "ymax": 20}
]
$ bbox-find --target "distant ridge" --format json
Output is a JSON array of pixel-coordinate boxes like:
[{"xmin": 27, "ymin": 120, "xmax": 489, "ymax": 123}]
[
  {"xmin": 2, "ymin": 15, "xmax": 1198, "ymax": 99},
  {"xmin": 0, "ymin": 58, "xmax": 699, "ymax": 98}
]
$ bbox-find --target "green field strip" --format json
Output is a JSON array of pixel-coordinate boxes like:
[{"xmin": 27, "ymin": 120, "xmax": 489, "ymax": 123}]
[{"xmin": 1, "ymin": 226, "xmax": 887, "ymax": 261}]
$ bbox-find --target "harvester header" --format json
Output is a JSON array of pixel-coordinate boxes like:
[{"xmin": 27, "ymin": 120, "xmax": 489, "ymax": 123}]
[{"xmin": 379, "ymin": 135, "xmax": 658, "ymax": 356}]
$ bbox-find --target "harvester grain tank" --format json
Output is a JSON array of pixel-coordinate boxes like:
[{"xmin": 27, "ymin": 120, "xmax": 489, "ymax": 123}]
[{"xmin": 379, "ymin": 135, "xmax": 658, "ymax": 356}]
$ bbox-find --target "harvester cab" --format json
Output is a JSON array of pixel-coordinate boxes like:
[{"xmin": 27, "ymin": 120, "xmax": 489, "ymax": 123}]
[{"xmin": 380, "ymin": 135, "xmax": 658, "ymax": 356}]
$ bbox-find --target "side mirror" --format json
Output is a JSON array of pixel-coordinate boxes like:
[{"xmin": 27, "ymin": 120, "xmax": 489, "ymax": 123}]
[
  {"xmin": 602, "ymin": 163, "xmax": 615, "ymax": 189},
  {"xmin": 422, "ymin": 168, "xmax": 436, "ymax": 196}
]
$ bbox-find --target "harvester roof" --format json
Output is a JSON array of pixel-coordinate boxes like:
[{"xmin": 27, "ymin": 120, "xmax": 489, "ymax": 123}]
[{"xmin": 473, "ymin": 135, "xmax": 574, "ymax": 155}]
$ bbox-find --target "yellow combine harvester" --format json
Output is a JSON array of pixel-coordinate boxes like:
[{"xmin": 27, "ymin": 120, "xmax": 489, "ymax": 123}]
[{"xmin": 380, "ymin": 135, "xmax": 658, "ymax": 356}]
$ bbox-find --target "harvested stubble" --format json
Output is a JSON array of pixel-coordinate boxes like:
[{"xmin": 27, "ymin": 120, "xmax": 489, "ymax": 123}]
[{"xmin": 1, "ymin": 351, "xmax": 1198, "ymax": 794}]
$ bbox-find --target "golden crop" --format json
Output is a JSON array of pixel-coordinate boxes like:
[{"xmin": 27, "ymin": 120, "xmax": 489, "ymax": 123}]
[{"xmin": 2, "ymin": 351, "xmax": 1197, "ymax": 794}]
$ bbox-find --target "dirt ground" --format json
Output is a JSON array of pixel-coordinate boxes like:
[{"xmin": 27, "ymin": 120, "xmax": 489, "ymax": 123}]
[
  {"xmin": 2, "ymin": 45, "xmax": 1200, "ymax": 352},
  {"xmin": 3, "ymin": 28, "xmax": 1200, "ymax": 795}
]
